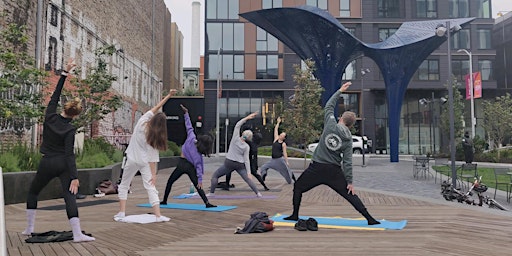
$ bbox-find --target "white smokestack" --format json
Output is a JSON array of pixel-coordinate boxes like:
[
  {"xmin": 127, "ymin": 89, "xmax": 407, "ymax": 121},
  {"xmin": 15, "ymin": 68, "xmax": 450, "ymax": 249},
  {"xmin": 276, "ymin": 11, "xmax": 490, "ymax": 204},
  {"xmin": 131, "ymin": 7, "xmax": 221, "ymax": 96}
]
[{"xmin": 191, "ymin": 1, "xmax": 200, "ymax": 68}]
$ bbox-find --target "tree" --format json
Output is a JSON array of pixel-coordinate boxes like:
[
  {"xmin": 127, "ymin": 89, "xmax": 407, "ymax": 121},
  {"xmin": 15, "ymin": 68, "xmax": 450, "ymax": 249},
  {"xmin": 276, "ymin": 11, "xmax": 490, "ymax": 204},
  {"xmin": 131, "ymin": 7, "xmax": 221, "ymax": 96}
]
[
  {"xmin": 65, "ymin": 45, "xmax": 122, "ymax": 136},
  {"xmin": 281, "ymin": 59, "xmax": 324, "ymax": 160},
  {"xmin": 0, "ymin": 24, "xmax": 48, "ymax": 138},
  {"xmin": 482, "ymin": 93, "xmax": 512, "ymax": 149},
  {"xmin": 439, "ymin": 77, "xmax": 465, "ymax": 152}
]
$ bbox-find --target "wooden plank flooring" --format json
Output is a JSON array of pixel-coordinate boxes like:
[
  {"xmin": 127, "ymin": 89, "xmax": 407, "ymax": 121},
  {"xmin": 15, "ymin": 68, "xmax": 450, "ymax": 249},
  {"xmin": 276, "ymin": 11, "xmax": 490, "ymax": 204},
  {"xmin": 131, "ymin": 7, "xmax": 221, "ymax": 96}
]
[{"xmin": 4, "ymin": 167, "xmax": 512, "ymax": 256}]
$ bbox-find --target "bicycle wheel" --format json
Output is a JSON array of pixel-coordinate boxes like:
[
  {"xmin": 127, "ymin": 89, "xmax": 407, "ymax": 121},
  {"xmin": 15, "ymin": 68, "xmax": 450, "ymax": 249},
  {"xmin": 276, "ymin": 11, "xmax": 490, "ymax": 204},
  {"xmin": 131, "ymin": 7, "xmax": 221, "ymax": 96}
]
[{"xmin": 488, "ymin": 199, "xmax": 508, "ymax": 211}]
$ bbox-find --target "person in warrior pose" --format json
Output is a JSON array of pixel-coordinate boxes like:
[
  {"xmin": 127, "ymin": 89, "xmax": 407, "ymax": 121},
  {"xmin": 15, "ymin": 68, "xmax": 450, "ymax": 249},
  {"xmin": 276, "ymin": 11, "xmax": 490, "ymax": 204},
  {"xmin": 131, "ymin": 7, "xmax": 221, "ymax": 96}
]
[{"xmin": 260, "ymin": 117, "xmax": 296, "ymax": 184}]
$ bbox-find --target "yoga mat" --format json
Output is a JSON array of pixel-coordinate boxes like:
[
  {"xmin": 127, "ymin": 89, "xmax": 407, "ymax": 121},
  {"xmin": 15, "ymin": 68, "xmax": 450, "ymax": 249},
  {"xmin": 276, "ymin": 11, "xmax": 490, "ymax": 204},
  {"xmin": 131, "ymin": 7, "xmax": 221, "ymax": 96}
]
[
  {"xmin": 173, "ymin": 193, "xmax": 277, "ymax": 200},
  {"xmin": 39, "ymin": 199, "xmax": 118, "ymax": 211},
  {"xmin": 115, "ymin": 214, "xmax": 170, "ymax": 224},
  {"xmin": 226, "ymin": 188, "xmax": 282, "ymax": 192},
  {"xmin": 137, "ymin": 203, "xmax": 237, "ymax": 212},
  {"xmin": 271, "ymin": 214, "xmax": 407, "ymax": 230}
]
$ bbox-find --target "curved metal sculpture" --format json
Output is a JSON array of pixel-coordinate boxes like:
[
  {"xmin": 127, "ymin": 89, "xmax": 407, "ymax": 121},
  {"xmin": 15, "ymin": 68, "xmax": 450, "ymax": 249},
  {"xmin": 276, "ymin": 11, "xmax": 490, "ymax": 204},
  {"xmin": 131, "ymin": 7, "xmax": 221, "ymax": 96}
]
[{"xmin": 240, "ymin": 5, "xmax": 474, "ymax": 162}]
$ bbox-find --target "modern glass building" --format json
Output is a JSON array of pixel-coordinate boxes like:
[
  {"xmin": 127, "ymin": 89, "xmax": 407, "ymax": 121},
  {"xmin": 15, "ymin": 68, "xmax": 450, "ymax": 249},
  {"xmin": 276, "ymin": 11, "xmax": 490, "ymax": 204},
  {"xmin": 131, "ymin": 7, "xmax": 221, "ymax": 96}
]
[{"xmin": 202, "ymin": 0, "xmax": 497, "ymax": 155}]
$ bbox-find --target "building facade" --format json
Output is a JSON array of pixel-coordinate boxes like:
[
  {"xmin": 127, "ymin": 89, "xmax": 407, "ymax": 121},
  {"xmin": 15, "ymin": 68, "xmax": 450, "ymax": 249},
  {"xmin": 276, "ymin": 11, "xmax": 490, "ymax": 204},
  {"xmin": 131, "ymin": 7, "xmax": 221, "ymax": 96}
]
[{"xmin": 203, "ymin": 0, "xmax": 499, "ymax": 155}]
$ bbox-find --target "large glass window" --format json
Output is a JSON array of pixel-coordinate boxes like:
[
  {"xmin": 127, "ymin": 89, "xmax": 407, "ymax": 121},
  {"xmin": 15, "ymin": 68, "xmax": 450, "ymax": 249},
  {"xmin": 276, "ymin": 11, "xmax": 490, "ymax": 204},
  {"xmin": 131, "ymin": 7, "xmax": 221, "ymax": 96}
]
[
  {"xmin": 478, "ymin": 60, "xmax": 493, "ymax": 81},
  {"xmin": 262, "ymin": 0, "xmax": 282, "ymax": 9},
  {"xmin": 378, "ymin": 0, "xmax": 400, "ymax": 18},
  {"xmin": 477, "ymin": 29, "xmax": 491, "ymax": 49},
  {"xmin": 451, "ymin": 29, "xmax": 470, "ymax": 50},
  {"xmin": 416, "ymin": 59, "xmax": 439, "ymax": 80},
  {"xmin": 306, "ymin": 0, "xmax": 328, "ymax": 10},
  {"xmin": 257, "ymin": 55, "xmax": 279, "ymax": 79},
  {"xmin": 342, "ymin": 61, "xmax": 356, "ymax": 80},
  {"xmin": 452, "ymin": 59, "xmax": 470, "ymax": 83},
  {"xmin": 416, "ymin": 0, "xmax": 437, "ymax": 18},
  {"xmin": 256, "ymin": 27, "xmax": 278, "ymax": 51},
  {"xmin": 340, "ymin": 0, "xmax": 350, "ymax": 17},
  {"xmin": 207, "ymin": 54, "xmax": 244, "ymax": 79},
  {"xmin": 379, "ymin": 28, "xmax": 398, "ymax": 41},
  {"xmin": 206, "ymin": 0, "xmax": 239, "ymax": 19},
  {"xmin": 207, "ymin": 23, "xmax": 244, "ymax": 51},
  {"xmin": 449, "ymin": 0, "xmax": 468, "ymax": 18},
  {"xmin": 476, "ymin": 0, "xmax": 490, "ymax": 18}
]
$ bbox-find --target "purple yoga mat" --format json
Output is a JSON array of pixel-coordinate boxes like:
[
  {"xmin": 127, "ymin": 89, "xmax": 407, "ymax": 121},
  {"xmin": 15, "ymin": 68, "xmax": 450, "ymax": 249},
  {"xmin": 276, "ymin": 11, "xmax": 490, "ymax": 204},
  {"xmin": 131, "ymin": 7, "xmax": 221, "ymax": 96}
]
[{"xmin": 173, "ymin": 193, "xmax": 277, "ymax": 199}]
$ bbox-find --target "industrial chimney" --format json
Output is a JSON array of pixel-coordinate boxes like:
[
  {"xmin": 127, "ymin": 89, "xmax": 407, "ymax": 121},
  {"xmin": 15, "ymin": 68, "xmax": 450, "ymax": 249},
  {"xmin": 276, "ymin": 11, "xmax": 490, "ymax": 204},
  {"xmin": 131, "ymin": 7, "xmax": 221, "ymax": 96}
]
[{"xmin": 191, "ymin": 1, "xmax": 200, "ymax": 68}]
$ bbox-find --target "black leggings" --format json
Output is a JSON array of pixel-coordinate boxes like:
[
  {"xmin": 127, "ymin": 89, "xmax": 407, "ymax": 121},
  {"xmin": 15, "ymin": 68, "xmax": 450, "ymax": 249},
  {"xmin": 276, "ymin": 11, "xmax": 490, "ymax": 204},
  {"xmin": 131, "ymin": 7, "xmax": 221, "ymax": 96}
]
[
  {"xmin": 27, "ymin": 155, "xmax": 78, "ymax": 219},
  {"xmin": 225, "ymin": 158, "xmax": 267, "ymax": 189},
  {"xmin": 291, "ymin": 162, "xmax": 367, "ymax": 216},
  {"xmin": 161, "ymin": 158, "xmax": 210, "ymax": 204}
]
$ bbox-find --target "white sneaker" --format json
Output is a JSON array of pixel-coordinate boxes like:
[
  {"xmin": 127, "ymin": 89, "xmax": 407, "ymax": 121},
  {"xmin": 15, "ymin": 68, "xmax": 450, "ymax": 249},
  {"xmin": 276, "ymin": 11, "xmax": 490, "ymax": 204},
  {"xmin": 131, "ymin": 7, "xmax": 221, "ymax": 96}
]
[
  {"xmin": 156, "ymin": 215, "xmax": 171, "ymax": 222},
  {"xmin": 205, "ymin": 193, "xmax": 214, "ymax": 197},
  {"xmin": 256, "ymin": 192, "xmax": 263, "ymax": 198},
  {"xmin": 113, "ymin": 212, "xmax": 125, "ymax": 221}
]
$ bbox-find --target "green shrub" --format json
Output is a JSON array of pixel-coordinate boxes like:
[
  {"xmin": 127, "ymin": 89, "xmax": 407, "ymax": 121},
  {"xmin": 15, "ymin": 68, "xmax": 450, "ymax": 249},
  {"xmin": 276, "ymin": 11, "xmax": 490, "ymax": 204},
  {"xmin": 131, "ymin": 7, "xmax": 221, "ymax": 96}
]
[
  {"xmin": 76, "ymin": 152, "xmax": 112, "ymax": 169},
  {"xmin": 0, "ymin": 152, "xmax": 21, "ymax": 172},
  {"xmin": 82, "ymin": 137, "xmax": 116, "ymax": 159},
  {"xmin": 112, "ymin": 149, "xmax": 124, "ymax": 163},
  {"xmin": 160, "ymin": 141, "xmax": 181, "ymax": 157}
]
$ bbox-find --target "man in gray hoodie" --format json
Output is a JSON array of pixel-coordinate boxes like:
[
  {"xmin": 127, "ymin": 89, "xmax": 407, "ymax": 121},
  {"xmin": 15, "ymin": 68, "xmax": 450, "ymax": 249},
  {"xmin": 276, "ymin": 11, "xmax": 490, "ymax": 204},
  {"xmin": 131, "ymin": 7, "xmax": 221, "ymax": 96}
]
[{"xmin": 284, "ymin": 81, "xmax": 380, "ymax": 225}]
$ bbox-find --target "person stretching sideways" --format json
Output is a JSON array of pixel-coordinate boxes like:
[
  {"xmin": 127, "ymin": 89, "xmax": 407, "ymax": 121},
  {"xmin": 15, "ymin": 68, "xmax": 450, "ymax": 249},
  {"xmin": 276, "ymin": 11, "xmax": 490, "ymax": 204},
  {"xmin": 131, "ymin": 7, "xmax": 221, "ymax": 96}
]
[
  {"xmin": 114, "ymin": 90, "xmax": 176, "ymax": 222},
  {"xmin": 160, "ymin": 104, "xmax": 216, "ymax": 208},
  {"xmin": 23, "ymin": 59, "xmax": 95, "ymax": 242},
  {"xmin": 260, "ymin": 117, "xmax": 296, "ymax": 184},
  {"xmin": 208, "ymin": 112, "xmax": 262, "ymax": 197},
  {"xmin": 284, "ymin": 81, "xmax": 380, "ymax": 225}
]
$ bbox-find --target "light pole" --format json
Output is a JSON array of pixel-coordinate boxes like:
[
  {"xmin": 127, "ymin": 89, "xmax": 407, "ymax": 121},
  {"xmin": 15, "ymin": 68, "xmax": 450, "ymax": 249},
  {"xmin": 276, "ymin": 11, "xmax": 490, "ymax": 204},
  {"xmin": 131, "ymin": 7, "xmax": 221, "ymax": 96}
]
[
  {"xmin": 457, "ymin": 49, "xmax": 475, "ymax": 138},
  {"xmin": 360, "ymin": 68, "xmax": 370, "ymax": 167},
  {"xmin": 436, "ymin": 21, "xmax": 461, "ymax": 189}
]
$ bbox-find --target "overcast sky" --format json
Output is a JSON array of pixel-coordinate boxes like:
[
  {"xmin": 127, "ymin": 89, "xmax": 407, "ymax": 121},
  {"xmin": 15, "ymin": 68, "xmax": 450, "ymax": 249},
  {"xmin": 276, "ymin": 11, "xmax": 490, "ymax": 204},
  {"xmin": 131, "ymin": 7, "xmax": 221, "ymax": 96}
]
[{"xmin": 164, "ymin": 0, "xmax": 511, "ymax": 67}]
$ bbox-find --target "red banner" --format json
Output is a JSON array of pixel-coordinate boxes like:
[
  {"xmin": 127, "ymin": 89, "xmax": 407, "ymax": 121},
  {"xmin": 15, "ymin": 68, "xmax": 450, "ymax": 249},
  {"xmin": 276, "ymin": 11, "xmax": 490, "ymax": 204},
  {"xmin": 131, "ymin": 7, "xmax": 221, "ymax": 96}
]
[{"xmin": 465, "ymin": 72, "xmax": 482, "ymax": 100}]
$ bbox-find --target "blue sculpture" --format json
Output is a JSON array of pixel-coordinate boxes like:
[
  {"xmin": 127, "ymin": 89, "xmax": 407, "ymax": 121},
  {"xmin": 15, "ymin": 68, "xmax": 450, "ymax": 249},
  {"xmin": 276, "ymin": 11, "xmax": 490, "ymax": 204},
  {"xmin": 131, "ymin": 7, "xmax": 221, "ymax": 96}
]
[{"xmin": 240, "ymin": 5, "xmax": 474, "ymax": 162}]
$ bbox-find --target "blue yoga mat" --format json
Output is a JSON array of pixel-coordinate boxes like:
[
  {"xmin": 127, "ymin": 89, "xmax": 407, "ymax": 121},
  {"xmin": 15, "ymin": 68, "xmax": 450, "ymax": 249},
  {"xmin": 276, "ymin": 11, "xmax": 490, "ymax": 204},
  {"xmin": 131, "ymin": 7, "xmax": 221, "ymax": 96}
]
[
  {"xmin": 137, "ymin": 203, "xmax": 237, "ymax": 212},
  {"xmin": 173, "ymin": 193, "xmax": 277, "ymax": 200},
  {"xmin": 271, "ymin": 214, "xmax": 407, "ymax": 230}
]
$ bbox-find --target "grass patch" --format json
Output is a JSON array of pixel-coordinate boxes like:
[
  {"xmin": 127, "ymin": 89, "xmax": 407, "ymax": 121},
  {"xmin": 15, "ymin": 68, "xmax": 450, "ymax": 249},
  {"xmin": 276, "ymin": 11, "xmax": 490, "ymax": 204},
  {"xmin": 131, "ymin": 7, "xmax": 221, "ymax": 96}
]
[{"xmin": 432, "ymin": 165, "xmax": 509, "ymax": 193}]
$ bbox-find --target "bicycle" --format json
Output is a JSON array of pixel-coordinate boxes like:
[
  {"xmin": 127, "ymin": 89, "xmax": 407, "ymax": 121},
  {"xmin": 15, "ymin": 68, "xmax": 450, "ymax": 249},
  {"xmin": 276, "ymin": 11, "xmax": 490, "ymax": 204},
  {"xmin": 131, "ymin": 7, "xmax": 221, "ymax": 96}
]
[{"xmin": 440, "ymin": 176, "xmax": 508, "ymax": 211}]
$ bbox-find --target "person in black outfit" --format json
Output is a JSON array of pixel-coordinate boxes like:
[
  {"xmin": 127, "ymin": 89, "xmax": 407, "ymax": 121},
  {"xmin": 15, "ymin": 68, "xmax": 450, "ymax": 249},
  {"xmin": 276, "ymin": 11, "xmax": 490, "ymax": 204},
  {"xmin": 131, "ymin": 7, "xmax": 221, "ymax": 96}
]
[
  {"xmin": 23, "ymin": 59, "xmax": 95, "ymax": 242},
  {"xmin": 462, "ymin": 131, "xmax": 474, "ymax": 164},
  {"xmin": 223, "ymin": 130, "xmax": 269, "ymax": 191}
]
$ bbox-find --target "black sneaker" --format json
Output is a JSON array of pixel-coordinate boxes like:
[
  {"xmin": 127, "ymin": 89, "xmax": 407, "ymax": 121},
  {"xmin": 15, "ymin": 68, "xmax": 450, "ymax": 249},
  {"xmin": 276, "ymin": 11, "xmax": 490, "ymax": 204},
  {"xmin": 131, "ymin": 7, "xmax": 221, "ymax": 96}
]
[
  {"xmin": 306, "ymin": 218, "xmax": 318, "ymax": 231},
  {"xmin": 294, "ymin": 219, "xmax": 308, "ymax": 231}
]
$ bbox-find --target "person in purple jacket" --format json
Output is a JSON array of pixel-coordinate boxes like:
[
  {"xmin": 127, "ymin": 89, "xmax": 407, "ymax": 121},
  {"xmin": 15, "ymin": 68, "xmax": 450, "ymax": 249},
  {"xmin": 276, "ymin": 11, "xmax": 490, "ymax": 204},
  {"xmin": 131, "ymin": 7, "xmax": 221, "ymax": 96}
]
[{"xmin": 160, "ymin": 104, "xmax": 216, "ymax": 208}]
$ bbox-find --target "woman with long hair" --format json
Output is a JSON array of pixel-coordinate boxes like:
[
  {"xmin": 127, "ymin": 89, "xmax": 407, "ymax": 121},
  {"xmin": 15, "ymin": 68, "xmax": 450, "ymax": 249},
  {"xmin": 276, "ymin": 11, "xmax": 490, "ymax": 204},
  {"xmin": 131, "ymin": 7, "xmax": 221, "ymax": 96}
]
[
  {"xmin": 23, "ymin": 59, "xmax": 95, "ymax": 242},
  {"xmin": 114, "ymin": 89, "xmax": 176, "ymax": 222},
  {"xmin": 160, "ymin": 104, "xmax": 216, "ymax": 208}
]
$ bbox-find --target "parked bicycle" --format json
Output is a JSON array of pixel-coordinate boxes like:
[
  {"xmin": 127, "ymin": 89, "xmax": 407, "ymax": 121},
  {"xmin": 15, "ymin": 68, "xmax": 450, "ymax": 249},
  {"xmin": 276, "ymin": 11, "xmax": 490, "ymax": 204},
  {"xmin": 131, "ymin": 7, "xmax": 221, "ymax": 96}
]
[{"xmin": 440, "ymin": 176, "xmax": 508, "ymax": 211}]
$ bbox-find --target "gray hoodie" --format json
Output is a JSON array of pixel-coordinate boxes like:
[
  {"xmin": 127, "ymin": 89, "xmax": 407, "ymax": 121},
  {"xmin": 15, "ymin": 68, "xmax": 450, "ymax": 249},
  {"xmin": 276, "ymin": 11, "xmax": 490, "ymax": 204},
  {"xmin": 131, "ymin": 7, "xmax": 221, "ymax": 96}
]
[{"xmin": 312, "ymin": 90, "xmax": 354, "ymax": 183}]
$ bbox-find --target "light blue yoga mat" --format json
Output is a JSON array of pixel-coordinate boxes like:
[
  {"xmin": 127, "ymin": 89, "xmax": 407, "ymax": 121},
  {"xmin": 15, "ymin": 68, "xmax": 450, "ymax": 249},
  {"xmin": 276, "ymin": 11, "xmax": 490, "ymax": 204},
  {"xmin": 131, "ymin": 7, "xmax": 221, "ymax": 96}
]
[
  {"xmin": 173, "ymin": 193, "xmax": 277, "ymax": 200},
  {"xmin": 137, "ymin": 203, "xmax": 237, "ymax": 212},
  {"xmin": 271, "ymin": 214, "xmax": 407, "ymax": 230}
]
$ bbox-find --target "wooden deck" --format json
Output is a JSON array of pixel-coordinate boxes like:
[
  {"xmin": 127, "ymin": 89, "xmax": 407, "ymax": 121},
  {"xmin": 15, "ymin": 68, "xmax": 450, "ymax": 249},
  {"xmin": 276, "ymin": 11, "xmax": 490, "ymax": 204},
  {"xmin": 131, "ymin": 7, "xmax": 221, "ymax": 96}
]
[{"xmin": 4, "ymin": 167, "xmax": 512, "ymax": 256}]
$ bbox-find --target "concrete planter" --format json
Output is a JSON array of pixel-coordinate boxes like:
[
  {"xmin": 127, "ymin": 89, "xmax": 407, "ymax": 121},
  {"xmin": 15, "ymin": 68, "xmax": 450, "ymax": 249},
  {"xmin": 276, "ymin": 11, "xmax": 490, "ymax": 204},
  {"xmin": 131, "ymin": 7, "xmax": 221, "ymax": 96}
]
[{"xmin": 2, "ymin": 156, "xmax": 179, "ymax": 205}]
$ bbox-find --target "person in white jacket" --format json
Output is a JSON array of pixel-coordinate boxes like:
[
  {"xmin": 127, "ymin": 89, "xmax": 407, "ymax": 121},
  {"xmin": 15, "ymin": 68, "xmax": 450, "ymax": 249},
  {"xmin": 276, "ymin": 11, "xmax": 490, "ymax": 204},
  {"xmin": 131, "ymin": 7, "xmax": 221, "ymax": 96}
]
[
  {"xmin": 114, "ymin": 89, "xmax": 176, "ymax": 222},
  {"xmin": 207, "ymin": 112, "xmax": 262, "ymax": 197}
]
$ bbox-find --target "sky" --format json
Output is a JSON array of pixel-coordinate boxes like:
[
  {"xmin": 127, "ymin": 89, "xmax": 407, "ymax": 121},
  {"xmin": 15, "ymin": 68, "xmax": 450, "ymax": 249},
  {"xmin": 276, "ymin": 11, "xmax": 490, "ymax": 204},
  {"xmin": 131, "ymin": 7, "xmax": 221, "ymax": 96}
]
[{"xmin": 164, "ymin": 0, "xmax": 512, "ymax": 67}]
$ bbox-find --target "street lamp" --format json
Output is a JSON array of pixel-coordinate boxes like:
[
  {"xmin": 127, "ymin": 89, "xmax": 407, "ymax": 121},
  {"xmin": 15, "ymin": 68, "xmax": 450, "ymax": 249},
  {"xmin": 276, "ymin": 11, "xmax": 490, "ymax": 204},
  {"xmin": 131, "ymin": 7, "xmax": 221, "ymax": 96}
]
[
  {"xmin": 360, "ymin": 68, "xmax": 370, "ymax": 167},
  {"xmin": 457, "ymin": 49, "xmax": 475, "ymax": 139},
  {"xmin": 436, "ymin": 21, "xmax": 461, "ymax": 189}
]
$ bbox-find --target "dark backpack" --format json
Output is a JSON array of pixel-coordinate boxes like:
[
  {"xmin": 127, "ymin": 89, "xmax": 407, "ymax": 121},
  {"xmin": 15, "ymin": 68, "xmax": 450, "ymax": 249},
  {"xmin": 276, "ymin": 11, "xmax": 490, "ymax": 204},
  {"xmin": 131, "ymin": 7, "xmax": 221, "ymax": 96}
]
[{"xmin": 235, "ymin": 211, "xmax": 274, "ymax": 234}]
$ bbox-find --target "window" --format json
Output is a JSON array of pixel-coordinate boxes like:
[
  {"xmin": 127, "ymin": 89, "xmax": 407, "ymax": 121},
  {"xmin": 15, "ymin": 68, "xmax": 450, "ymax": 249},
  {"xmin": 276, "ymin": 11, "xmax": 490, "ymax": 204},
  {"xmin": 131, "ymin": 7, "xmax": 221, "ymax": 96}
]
[
  {"xmin": 451, "ymin": 29, "xmax": 470, "ymax": 50},
  {"xmin": 378, "ymin": 0, "xmax": 400, "ymax": 18},
  {"xmin": 449, "ymin": 0, "xmax": 468, "ymax": 18},
  {"xmin": 342, "ymin": 61, "xmax": 356, "ymax": 80},
  {"xmin": 257, "ymin": 55, "xmax": 279, "ymax": 79},
  {"xmin": 50, "ymin": 5, "xmax": 58, "ymax": 26},
  {"xmin": 206, "ymin": 0, "xmax": 239, "ymax": 19},
  {"xmin": 416, "ymin": 0, "xmax": 437, "ymax": 18},
  {"xmin": 207, "ymin": 54, "xmax": 245, "ymax": 79},
  {"xmin": 256, "ymin": 27, "xmax": 278, "ymax": 51},
  {"xmin": 476, "ymin": 29, "xmax": 491, "ymax": 49},
  {"xmin": 451, "ymin": 60, "xmax": 470, "ymax": 83},
  {"xmin": 478, "ymin": 60, "xmax": 493, "ymax": 81},
  {"xmin": 416, "ymin": 59, "xmax": 439, "ymax": 80},
  {"xmin": 475, "ymin": 0, "xmax": 490, "ymax": 18},
  {"xmin": 262, "ymin": 0, "xmax": 282, "ymax": 9},
  {"xmin": 379, "ymin": 28, "xmax": 398, "ymax": 41},
  {"xmin": 207, "ymin": 23, "xmax": 244, "ymax": 51},
  {"xmin": 306, "ymin": 0, "xmax": 328, "ymax": 10},
  {"xmin": 340, "ymin": 0, "xmax": 350, "ymax": 17}
]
